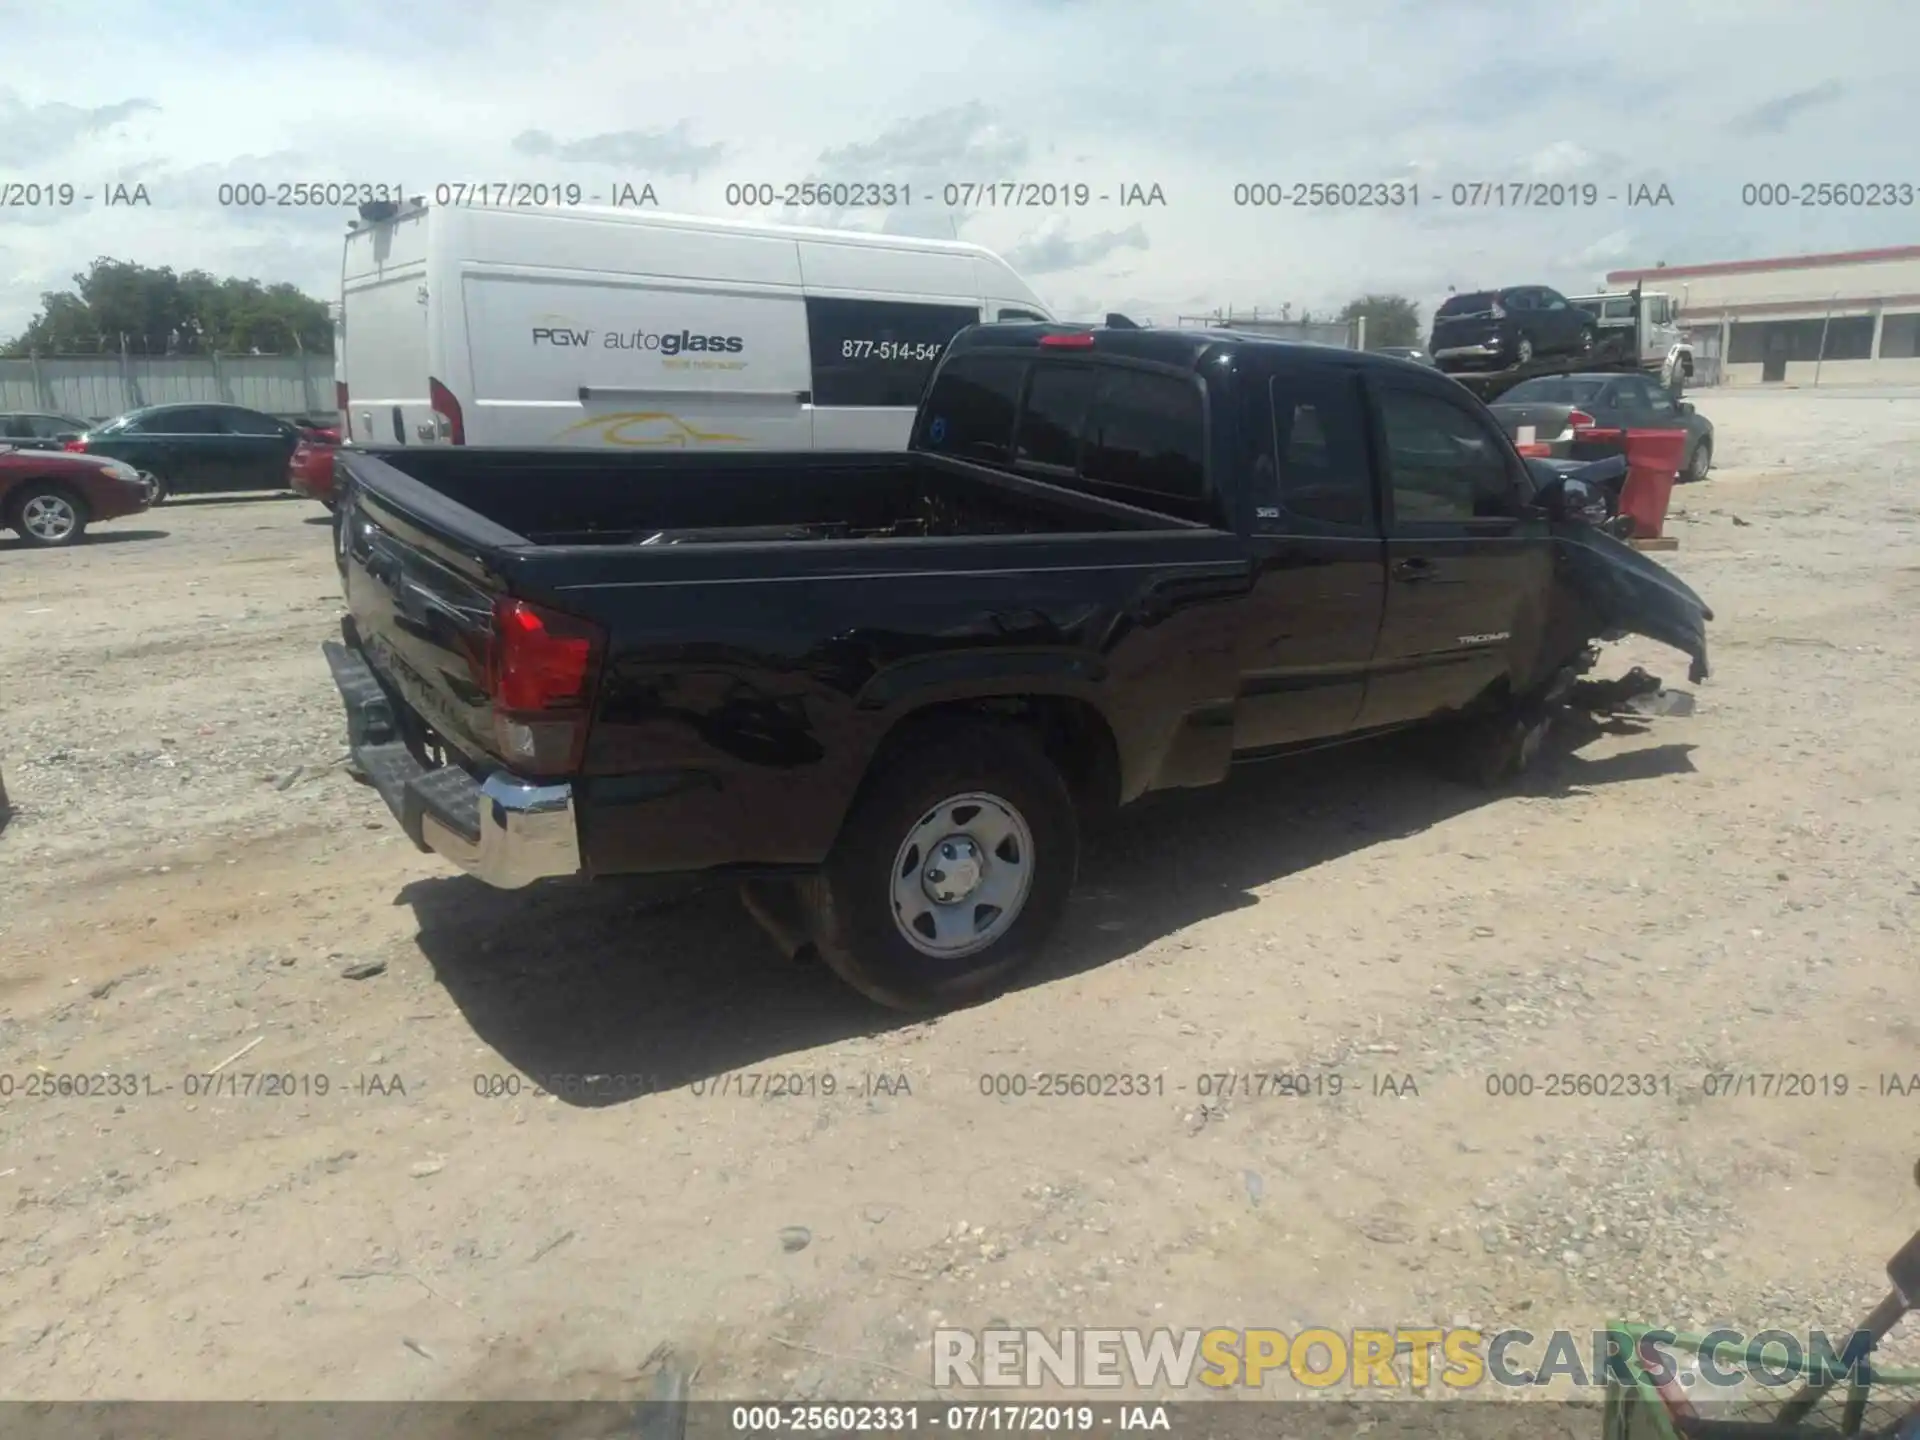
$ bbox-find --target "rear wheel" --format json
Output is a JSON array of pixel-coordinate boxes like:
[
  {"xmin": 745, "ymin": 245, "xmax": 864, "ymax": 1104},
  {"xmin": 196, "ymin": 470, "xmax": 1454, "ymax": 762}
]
[
  {"xmin": 800, "ymin": 719, "xmax": 1079, "ymax": 1012},
  {"xmin": 1685, "ymin": 437, "xmax": 1712, "ymax": 482},
  {"xmin": 10, "ymin": 482, "xmax": 89, "ymax": 547},
  {"xmin": 146, "ymin": 471, "xmax": 171, "ymax": 506}
]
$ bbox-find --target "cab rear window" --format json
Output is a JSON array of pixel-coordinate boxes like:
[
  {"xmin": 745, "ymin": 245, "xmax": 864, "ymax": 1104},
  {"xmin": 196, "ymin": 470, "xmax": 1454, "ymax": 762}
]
[
  {"xmin": 915, "ymin": 356, "xmax": 1026, "ymax": 462},
  {"xmin": 920, "ymin": 354, "xmax": 1211, "ymax": 523}
]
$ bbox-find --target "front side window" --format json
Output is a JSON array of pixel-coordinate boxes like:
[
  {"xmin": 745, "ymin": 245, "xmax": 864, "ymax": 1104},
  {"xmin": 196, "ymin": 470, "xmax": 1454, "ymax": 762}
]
[
  {"xmin": 807, "ymin": 297, "xmax": 982, "ymax": 408},
  {"xmin": 1378, "ymin": 387, "xmax": 1515, "ymax": 524}
]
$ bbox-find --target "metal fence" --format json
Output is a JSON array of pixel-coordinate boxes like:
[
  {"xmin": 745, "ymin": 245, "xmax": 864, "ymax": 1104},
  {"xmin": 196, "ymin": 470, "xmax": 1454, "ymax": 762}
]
[{"xmin": 0, "ymin": 352, "xmax": 339, "ymax": 423}]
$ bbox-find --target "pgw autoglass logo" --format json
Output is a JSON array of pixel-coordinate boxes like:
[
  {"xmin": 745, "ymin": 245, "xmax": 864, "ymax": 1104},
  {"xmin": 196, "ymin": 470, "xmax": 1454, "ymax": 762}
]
[{"xmin": 531, "ymin": 325, "xmax": 745, "ymax": 356}]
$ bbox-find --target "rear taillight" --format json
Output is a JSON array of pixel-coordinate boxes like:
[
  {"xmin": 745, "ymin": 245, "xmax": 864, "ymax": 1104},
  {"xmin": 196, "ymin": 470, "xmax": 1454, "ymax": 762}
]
[
  {"xmin": 1567, "ymin": 410, "xmax": 1597, "ymax": 430},
  {"xmin": 485, "ymin": 596, "xmax": 604, "ymax": 774},
  {"xmin": 428, "ymin": 376, "xmax": 464, "ymax": 444},
  {"xmin": 62, "ymin": 438, "xmax": 88, "ymax": 452},
  {"xmin": 1038, "ymin": 332, "xmax": 1096, "ymax": 348},
  {"xmin": 336, "ymin": 382, "xmax": 350, "ymax": 440}
]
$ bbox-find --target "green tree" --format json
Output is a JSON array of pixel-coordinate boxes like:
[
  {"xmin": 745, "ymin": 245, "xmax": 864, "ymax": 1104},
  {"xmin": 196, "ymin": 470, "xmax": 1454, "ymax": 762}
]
[
  {"xmin": 1339, "ymin": 293, "xmax": 1422, "ymax": 349},
  {"xmin": 3, "ymin": 258, "xmax": 332, "ymax": 356}
]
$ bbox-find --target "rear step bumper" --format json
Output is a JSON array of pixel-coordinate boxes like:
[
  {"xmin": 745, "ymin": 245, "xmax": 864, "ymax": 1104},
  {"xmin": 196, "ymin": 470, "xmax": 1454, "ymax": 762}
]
[{"xmin": 321, "ymin": 638, "xmax": 582, "ymax": 889}]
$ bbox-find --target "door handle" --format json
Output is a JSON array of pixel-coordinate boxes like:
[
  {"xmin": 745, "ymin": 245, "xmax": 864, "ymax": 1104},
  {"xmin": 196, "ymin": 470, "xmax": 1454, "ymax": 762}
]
[{"xmin": 1392, "ymin": 558, "xmax": 1436, "ymax": 584}]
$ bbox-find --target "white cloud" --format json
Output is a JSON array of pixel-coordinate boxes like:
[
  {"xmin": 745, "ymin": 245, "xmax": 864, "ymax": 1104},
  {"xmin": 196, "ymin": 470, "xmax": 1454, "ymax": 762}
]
[{"xmin": 2, "ymin": 0, "xmax": 1915, "ymax": 338}]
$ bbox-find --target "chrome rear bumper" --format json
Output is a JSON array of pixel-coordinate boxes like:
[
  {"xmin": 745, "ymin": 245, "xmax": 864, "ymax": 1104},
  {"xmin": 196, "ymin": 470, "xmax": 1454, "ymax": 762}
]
[
  {"xmin": 420, "ymin": 773, "xmax": 581, "ymax": 889},
  {"xmin": 321, "ymin": 636, "xmax": 582, "ymax": 889}
]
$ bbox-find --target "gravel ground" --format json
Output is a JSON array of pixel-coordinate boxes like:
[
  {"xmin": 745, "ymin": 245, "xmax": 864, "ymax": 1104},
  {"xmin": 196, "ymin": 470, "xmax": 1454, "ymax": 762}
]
[{"xmin": 1, "ymin": 387, "xmax": 1917, "ymax": 1406}]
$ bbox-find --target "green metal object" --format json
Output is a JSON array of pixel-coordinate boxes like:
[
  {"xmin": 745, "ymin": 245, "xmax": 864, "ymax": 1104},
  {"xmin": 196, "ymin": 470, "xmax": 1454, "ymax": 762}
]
[{"xmin": 1602, "ymin": 1322, "xmax": 1920, "ymax": 1438}]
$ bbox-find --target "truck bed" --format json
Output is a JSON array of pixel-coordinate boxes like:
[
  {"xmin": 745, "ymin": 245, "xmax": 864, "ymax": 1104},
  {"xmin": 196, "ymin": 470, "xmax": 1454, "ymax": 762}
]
[
  {"xmin": 329, "ymin": 444, "xmax": 1247, "ymax": 871},
  {"xmin": 340, "ymin": 446, "xmax": 1195, "ymax": 548}
]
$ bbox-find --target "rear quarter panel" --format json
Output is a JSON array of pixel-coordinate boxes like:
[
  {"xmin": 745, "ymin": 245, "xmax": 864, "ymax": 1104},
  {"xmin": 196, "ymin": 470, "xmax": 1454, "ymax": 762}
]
[{"xmin": 536, "ymin": 532, "xmax": 1252, "ymax": 874}]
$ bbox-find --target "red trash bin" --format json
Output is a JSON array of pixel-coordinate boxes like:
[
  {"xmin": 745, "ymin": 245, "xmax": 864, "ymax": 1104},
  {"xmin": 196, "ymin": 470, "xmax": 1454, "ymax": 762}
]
[{"xmin": 1618, "ymin": 428, "xmax": 1688, "ymax": 540}]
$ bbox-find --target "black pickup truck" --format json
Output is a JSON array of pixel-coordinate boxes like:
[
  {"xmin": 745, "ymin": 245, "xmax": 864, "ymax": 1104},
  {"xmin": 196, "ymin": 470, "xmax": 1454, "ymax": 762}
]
[{"xmin": 321, "ymin": 322, "xmax": 1712, "ymax": 1011}]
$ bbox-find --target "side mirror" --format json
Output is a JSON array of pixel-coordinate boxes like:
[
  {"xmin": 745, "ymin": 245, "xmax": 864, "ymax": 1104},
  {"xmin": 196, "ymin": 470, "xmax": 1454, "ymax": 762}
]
[{"xmin": 1678, "ymin": 401, "xmax": 1695, "ymax": 415}]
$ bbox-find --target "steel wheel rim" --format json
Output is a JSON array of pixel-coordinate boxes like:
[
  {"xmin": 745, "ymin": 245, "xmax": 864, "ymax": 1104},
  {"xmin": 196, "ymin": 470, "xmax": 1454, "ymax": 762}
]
[
  {"xmin": 1517, "ymin": 337, "xmax": 1533, "ymax": 363},
  {"xmin": 21, "ymin": 494, "xmax": 76, "ymax": 541},
  {"xmin": 889, "ymin": 791, "xmax": 1035, "ymax": 960}
]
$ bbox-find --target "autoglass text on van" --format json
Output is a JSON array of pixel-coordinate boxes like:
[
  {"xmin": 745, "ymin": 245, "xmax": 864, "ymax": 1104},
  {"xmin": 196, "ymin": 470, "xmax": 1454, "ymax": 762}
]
[{"xmin": 530, "ymin": 327, "xmax": 746, "ymax": 355}]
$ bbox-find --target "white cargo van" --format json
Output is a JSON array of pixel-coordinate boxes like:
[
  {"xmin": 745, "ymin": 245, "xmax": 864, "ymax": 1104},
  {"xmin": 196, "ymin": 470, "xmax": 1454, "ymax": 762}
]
[{"xmin": 339, "ymin": 202, "xmax": 1054, "ymax": 452}]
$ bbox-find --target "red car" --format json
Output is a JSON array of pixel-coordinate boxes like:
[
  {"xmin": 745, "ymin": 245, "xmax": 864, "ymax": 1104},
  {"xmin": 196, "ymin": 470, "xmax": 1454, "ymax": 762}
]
[
  {"xmin": 1, "ymin": 445, "xmax": 157, "ymax": 547},
  {"xmin": 288, "ymin": 434, "xmax": 340, "ymax": 506}
]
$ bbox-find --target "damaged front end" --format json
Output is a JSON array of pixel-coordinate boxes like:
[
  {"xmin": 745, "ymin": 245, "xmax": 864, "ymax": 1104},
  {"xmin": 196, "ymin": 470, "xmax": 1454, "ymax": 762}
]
[
  {"xmin": 1526, "ymin": 458, "xmax": 1712, "ymax": 685},
  {"xmin": 1548, "ymin": 524, "xmax": 1713, "ymax": 685}
]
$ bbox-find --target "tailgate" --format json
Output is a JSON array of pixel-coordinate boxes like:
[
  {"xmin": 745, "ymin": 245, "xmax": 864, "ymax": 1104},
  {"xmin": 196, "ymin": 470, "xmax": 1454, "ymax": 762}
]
[{"xmin": 334, "ymin": 456, "xmax": 517, "ymax": 767}]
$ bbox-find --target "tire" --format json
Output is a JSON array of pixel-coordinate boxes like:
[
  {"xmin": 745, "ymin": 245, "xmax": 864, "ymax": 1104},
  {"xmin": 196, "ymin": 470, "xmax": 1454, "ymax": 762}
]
[
  {"xmin": 10, "ymin": 482, "xmax": 89, "ymax": 547},
  {"xmin": 800, "ymin": 719, "xmax": 1079, "ymax": 1012},
  {"xmin": 1685, "ymin": 438, "xmax": 1712, "ymax": 483},
  {"xmin": 1577, "ymin": 325, "xmax": 1595, "ymax": 354},
  {"xmin": 1421, "ymin": 702, "xmax": 1553, "ymax": 790},
  {"xmin": 1516, "ymin": 335, "xmax": 1534, "ymax": 365},
  {"xmin": 146, "ymin": 472, "xmax": 171, "ymax": 506}
]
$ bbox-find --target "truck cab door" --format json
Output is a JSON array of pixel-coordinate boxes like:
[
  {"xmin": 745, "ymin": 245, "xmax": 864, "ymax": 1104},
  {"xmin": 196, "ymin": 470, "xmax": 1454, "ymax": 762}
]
[
  {"xmin": 1354, "ymin": 379, "xmax": 1554, "ymax": 729},
  {"xmin": 1229, "ymin": 363, "xmax": 1386, "ymax": 751}
]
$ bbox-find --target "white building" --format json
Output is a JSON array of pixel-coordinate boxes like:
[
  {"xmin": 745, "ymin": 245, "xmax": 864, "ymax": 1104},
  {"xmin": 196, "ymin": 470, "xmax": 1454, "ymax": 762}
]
[{"xmin": 1606, "ymin": 245, "xmax": 1920, "ymax": 386}]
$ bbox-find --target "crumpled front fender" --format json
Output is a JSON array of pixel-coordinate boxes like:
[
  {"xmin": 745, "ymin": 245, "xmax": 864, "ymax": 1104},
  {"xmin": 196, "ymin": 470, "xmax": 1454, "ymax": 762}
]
[{"xmin": 1551, "ymin": 526, "xmax": 1713, "ymax": 683}]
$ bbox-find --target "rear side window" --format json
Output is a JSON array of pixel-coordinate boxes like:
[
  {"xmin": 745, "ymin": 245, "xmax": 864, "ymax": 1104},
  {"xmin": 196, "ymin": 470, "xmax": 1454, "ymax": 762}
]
[
  {"xmin": 1078, "ymin": 369, "xmax": 1206, "ymax": 515},
  {"xmin": 916, "ymin": 355, "xmax": 1028, "ymax": 461},
  {"xmin": 219, "ymin": 409, "xmax": 286, "ymax": 436},
  {"xmin": 1013, "ymin": 363, "xmax": 1095, "ymax": 470},
  {"xmin": 807, "ymin": 297, "xmax": 982, "ymax": 408},
  {"xmin": 1268, "ymin": 373, "xmax": 1373, "ymax": 528}
]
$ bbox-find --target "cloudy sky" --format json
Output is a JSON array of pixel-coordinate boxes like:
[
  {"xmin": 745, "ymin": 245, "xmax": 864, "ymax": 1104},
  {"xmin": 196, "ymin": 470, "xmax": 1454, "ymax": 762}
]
[{"xmin": 2, "ymin": 0, "xmax": 1913, "ymax": 340}]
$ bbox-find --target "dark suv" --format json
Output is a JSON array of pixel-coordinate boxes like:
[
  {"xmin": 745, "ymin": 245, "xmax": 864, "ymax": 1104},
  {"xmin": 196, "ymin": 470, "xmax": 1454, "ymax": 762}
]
[{"xmin": 1431, "ymin": 286, "xmax": 1596, "ymax": 374}]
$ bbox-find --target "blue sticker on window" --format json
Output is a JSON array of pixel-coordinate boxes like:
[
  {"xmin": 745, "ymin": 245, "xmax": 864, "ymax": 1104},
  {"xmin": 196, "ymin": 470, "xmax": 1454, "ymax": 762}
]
[{"xmin": 929, "ymin": 416, "xmax": 947, "ymax": 445}]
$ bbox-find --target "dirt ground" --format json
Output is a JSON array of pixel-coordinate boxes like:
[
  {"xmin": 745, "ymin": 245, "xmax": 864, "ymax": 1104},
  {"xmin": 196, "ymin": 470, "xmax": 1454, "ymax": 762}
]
[{"xmin": 2, "ymin": 384, "xmax": 1917, "ymax": 1404}]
